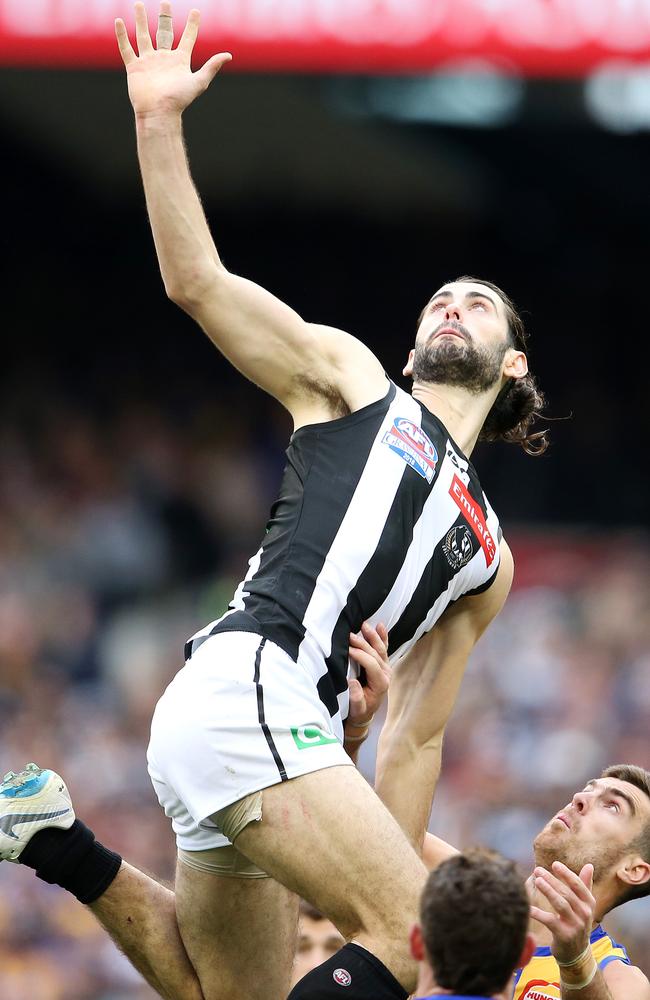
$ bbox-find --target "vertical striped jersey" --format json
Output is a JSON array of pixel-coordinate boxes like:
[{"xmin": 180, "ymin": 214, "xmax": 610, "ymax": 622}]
[
  {"xmin": 513, "ymin": 925, "xmax": 631, "ymax": 999},
  {"xmin": 186, "ymin": 380, "xmax": 501, "ymax": 728}
]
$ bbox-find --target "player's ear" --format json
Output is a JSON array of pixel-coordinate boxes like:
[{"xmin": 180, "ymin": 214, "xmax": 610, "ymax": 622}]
[
  {"xmin": 518, "ymin": 933, "xmax": 536, "ymax": 970},
  {"xmin": 503, "ymin": 348, "xmax": 527, "ymax": 379},
  {"xmin": 617, "ymin": 855, "xmax": 650, "ymax": 892},
  {"xmin": 410, "ymin": 923, "xmax": 425, "ymax": 962},
  {"xmin": 403, "ymin": 349, "xmax": 415, "ymax": 378}
]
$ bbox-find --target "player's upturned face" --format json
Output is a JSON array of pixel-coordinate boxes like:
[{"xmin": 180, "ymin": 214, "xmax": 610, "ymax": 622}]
[
  {"xmin": 411, "ymin": 281, "xmax": 512, "ymax": 394},
  {"xmin": 533, "ymin": 778, "xmax": 650, "ymax": 883}
]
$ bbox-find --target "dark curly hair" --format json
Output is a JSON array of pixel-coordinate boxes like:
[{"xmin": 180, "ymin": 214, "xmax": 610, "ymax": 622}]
[
  {"xmin": 420, "ymin": 848, "xmax": 529, "ymax": 995},
  {"xmin": 419, "ymin": 276, "xmax": 549, "ymax": 456}
]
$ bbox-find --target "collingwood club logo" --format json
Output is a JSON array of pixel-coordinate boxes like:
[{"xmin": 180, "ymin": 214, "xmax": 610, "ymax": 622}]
[{"xmin": 442, "ymin": 525, "xmax": 473, "ymax": 569}]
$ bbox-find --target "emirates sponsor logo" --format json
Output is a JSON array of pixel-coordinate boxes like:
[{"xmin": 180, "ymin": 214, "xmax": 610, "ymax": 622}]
[{"xmin": 449, "ymin": 474, "xmax": 496, "ymax": 566}]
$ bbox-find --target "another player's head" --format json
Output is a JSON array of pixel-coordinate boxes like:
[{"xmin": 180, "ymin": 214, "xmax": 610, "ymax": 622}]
[
  {"xmin": 406, "ymin": 276, "xmax": 548, "ymax": 455},
  {"xmin": 411, "ymin": 848, "xmax": 535, "ymax": 998},
  {"xmin": 533, "ymin": 763, "xmax": 650, "ymax": 915},
  {"xmin": 290, "ymin": 900, "xmax": 345, "ymax": 989}
]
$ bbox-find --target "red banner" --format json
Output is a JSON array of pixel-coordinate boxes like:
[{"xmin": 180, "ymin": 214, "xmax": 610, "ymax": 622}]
[{"xmin": 3, "ymin": 0, "xmax": 650, "ymax": 73}]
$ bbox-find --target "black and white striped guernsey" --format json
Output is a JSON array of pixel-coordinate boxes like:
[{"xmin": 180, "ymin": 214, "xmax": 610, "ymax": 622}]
[{"xmin": 186, "ymin": 380, "xmax": 502, "ymax": 728}]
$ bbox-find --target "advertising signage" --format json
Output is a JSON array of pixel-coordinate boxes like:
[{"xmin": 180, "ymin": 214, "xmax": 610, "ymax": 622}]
[{"xmin": 2, "ymin": 0, "xmax": 650, "ymax": 73}]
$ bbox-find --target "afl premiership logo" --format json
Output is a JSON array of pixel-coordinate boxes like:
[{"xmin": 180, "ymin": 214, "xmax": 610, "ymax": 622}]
[
  {"xmin": 382, "ymin": 418, "xmax": 438, "ymax": 483},
  {"xmin": 442, "ymin": 525, "xmax": 473, "ymax": 569},
  {"xmin": 333, "ymin": 968, "xmax": 352, "ymax": 987}
]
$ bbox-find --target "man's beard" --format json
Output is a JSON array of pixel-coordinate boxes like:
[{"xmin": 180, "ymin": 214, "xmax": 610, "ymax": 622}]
[
  {"xmin": 412, "ymin": 323, "xmax": 507, "ymax": 395},
  {"xmin": 533, "ymin": 824, "xmax": 623, "ymax": 883}
]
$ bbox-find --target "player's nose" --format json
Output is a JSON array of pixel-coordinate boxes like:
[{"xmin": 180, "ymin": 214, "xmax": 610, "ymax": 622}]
[
  {"xmin": 444, "ymin": 301, "xmax": 462, "ymax": 321},
  {"xmin": 572, "ymin": 790, "xmax": 589, "ymax": 813}
]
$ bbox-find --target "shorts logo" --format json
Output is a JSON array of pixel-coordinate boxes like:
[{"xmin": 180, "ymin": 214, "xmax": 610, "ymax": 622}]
[
  {"xmin": 442, "ymin": 525, "xmax": 474, "ymax": 570},
  {"xmin": 333, "ymin": 968, "xmax": 352, "ymax": 987},
  {"xmin": 519, "ymin": 983, "xmax": 560, "ymax": 1000},
  {"xmin": 291, "ymin": 726, "xmax": 340, "ymax": 750},
  {"xmin": 449, "ymin": 474, "xmax": 496, "ymax": 567},
  {"xmin": 382, "ymin": 418, "xmax": 438, "ymax": 483}
]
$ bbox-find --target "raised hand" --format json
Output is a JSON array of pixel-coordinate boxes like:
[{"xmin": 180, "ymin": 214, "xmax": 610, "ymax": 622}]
[
  {"xmin": 531, "ymin": 860, "xmax": 596, "ymax": 965},
  {"xmin": 115, "ymin": 2, "xmax": 231, "ymax": 118}
]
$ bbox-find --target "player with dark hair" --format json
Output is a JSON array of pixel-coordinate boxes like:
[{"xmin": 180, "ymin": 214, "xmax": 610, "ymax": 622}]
[
  {"xmin": 415, "ymin": 275, "xmax": 546, "ymax": 455},
  {"xmin": 0, "ymin": 3, "xmax": 549, "ymax": 999},
  {"xmin": 411, "ymin": 848, "xmax": 534, "ymax": 999},
  {"xmin": 517, "ymin": 764, "xmax": 650, "ymax": 1000},
  {"xmin": 377, "ymin": 641, "xmax": 650, "ymax": 1000}
]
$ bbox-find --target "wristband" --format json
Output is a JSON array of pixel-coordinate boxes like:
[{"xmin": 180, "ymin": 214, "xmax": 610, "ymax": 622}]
[
  {"xmin": 557, "ymin": 945, "xmax": 598, "ymax": 992},
  {"xmin": 344, "ymin": 730, "xmax": 370, "ymax": 743},
  {"xmin": 560, "ymin": 960, "xmax": 597, "ymax": 991},
  {"xmin": 345, "ymin": 713, "xmax": 374, "ymax": 732}
]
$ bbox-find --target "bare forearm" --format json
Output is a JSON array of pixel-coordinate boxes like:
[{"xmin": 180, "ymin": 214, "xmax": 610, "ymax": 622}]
[
  {"xmin": 375, "ymin": 731, "xmax": 442, "ymax": 851},
  {"xmin": 560, "ymin": 970, "xmax": 612, "ymax": 999},
  {"xmin": 561, "ymin": 964, "xmax": 650, "ymax": 1000},
  {"xmin": 136, "ymin": 112, "xmax": 221, "ymax": 301},
  {"xmin": 120, "ymin": 10, "xmax": 380, "ymax": 405},
  {"xmin": 132, "ymin": 111, "xmax": 348, "ymax": 402},
  {"xmin": 371, "ymin": 607, "xmax": 486, "ymax": 850}
]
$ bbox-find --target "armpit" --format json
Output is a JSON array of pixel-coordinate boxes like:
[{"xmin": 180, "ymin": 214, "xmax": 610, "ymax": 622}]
[{"xmin": 291, "ymin": 372, "xmax": 352, "ymax": 419}]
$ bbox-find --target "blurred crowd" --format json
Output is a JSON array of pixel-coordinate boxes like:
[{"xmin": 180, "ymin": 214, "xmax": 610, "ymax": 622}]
[{"xmin": 1, "ymin": 395, "xmax": 649, "ymax": 997}]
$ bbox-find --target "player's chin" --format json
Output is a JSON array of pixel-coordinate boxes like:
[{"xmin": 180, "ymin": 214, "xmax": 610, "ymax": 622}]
[
  {"xmin": 532, "ymin": 826, "xmax": 563, "ymax": 855},
  {"xmin": 420, "ymin": 343, "xmax": 465, "ymax": 371}
]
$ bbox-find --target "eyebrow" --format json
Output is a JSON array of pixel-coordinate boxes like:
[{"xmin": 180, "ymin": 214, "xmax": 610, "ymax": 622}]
[
  {"xmin": 585, "ymin": 780, "xmax": 637, "ymax": 816},
  {"xmin": 429, "ymin": 290, "xmax": 499, "ymax": 310}
]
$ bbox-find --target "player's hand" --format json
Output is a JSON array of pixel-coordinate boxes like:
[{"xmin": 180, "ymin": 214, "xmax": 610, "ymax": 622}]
[
  {"xmin": 115, "ymin": 2, "xmax": 231, "ymax": 118},
  {"xmin": 346, "ymin": 622, "xmax": 390, "ymax": 728},
  {"xmin": 530, "ymin": 861, "xmax": 595, "ymax": 965}
]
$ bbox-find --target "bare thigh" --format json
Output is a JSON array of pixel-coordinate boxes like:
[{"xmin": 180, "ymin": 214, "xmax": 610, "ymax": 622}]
[
  {"xmin": 235, "ymin": 765, "xmax": 427, "ymax": 989},
  {"xmin": 175, "ymin": 861, "xmax": 299, "ymax": 1000}
]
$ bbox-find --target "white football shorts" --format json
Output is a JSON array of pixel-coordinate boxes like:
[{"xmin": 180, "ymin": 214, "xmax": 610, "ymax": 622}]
[{"xmin": 147, "ymin": 630, "xmax": 352, "ymax": 852}]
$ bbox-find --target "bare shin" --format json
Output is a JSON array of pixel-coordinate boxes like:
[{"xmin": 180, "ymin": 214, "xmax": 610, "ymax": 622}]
[{"xmin": 89, "ymin": 861, "xmax": 203, "ymax": 1000}]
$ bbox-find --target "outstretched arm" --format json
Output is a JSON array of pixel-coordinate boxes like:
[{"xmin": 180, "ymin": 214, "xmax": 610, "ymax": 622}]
[
  {"xmin": 375, "ymin": 541, "xmax": 515, "ymax": 855},
  {"xmin": 116, "ymin": 3, "xmax": 386, "ymax": 419}
]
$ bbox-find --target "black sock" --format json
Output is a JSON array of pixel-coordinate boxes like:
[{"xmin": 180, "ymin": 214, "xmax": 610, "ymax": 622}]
[
  {"xmin": 287, "ymin": 943, "xmax": 408, "ymax": 1000},
  {"xmin": 20, "ymin": 819, "xmax": 122, "ymax": 904}
]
